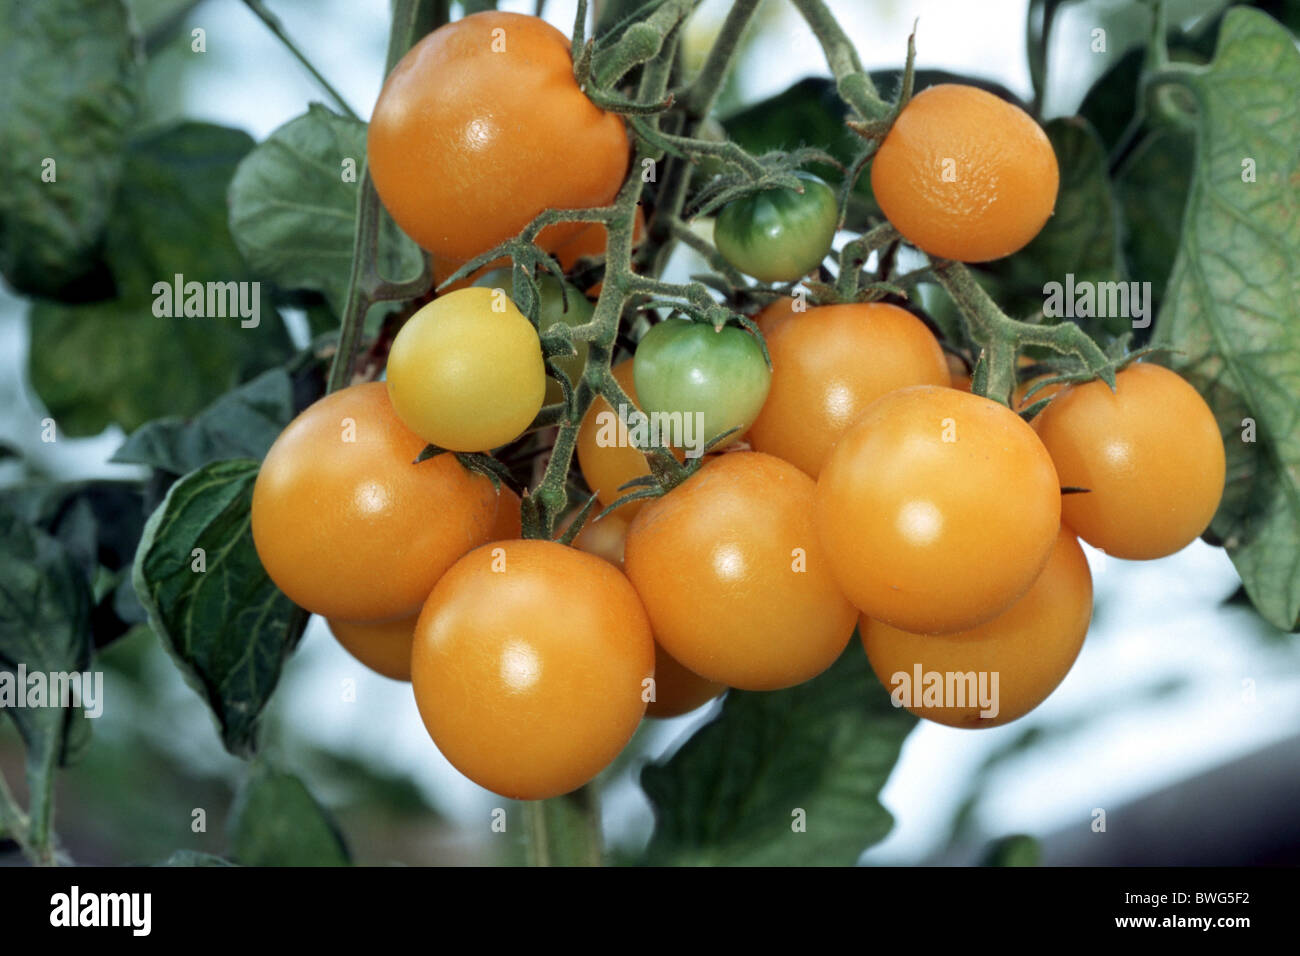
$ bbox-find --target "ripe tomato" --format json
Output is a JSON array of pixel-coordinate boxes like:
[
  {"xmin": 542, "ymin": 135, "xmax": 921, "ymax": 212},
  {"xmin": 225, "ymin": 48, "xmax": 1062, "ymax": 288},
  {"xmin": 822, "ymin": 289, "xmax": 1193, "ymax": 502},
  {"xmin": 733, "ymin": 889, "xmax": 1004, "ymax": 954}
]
[
  {"xmin": 1013, "ymin": 374, "xmax": 1066, "ymax": 414},
  {"xmin": 327, "ymin": 615, "xmax": 417, "ymax": 682},
  {"xmin": 569, "ymin": 510, "xmax": 726, "ymax": 717},
  {"xmin": 1033, "ymin": 362, "xmax": 1225, "ymax": 559},
  {"xmin": 815, "ymin": 385, "xmax": 1061, "ymax": 634},
  {"xmin": 714, "ymin": 171, "xmax": 839, "ymax": 282},
  {"xmin": 624, "ymin": 452, "xmax": 857, "ymax": 691},
  {"xmin": 870, "ymin": 84, "xmax": 1059, "ymax": 262},
  {"xmin": 633, "ymin": 319, "xmax": 771, "ymax": 453},
  {"xmin": 386, "ymin": 287, "xmax": 545, "ymax": 451},
  {"xmin": 576, "ymin": 359, "xmax": 677, "ymax": 518},
  {"xmin": 473, "ymin": 267, "xmax": 593, "ymax": 404},
  {"xmin": 645, "ymin": 642, "xmax": 727, "ymax": 719},
  {"xmin": 411, "ymin": 539, "xmax": 654, "ymax": 800},
  {"xmin": 945, "ymin": 353, "xmax": 972, "ymax": 392},
  {"xmin": 748, "ymin": 302, "xmax": 951, "ymax": 477},
  {"xmin": 251, "ymin": 383, "xmax": 497, "ymax": 621},
  {"xmin": 861, "ymin": 527, "xmax": 1092, "ymax": 728},
  {"xmin": 367, "ymin": 11, "xmax": 629, "ymax": 262}
]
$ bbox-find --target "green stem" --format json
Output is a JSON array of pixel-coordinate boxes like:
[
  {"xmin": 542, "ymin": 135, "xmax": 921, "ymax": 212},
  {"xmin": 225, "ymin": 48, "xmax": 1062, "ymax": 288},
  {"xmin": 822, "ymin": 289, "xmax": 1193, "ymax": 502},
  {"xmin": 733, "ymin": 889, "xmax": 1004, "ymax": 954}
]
[
  {"xmin": 241, "ymin": 0, "xmax": 362, "ymax": 121},
  {"xmin": 0, "ymin": 763, "xmax": 33, "ymax": 859},
  {"xmin": 789, "ymin": 0, "xmax": 891, "ymax": 121},
  {"xmin": 524, "ymin": 787, "xmax": 604, "ymax": 866},
  {"xmin": 930, "ymin": 259, "xmax": 1114, "ymax": 404}
]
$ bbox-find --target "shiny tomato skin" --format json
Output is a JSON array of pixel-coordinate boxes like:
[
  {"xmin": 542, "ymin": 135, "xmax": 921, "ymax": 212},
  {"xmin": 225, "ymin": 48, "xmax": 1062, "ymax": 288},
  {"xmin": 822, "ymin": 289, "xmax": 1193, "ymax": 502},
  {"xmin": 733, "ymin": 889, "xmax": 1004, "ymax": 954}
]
[
  {"xmin": 624, "ymin": 451, "xmax": 857, "ymax": 691},
  {"xmin": 1033, "ymin": 362, "xmax": 1226, "ymax": 559},
  {"xmin": 251, "ymin": 383, "xmax": 497, "ymax": 621},
  {"xmin": 411, "ymin": 540, "xmax": 654, "ymax": 800},
  {"xmin": 327, "ymin": 615, "xmax": 417, "ymax": 682},
  {"xmin": 861, "ymin": 527, "xmax": 1092, "ymax": 728},
  {"xmin": 815, "ymin": 385, "xmax": 1061, "ymax": 634},
  {"xmin": 748, "ymin": 302, "xmax": 951, "ymax": 477},
  {"xmin": 367, "ymin": 12, "xmax": 628, "ymax": 262}
]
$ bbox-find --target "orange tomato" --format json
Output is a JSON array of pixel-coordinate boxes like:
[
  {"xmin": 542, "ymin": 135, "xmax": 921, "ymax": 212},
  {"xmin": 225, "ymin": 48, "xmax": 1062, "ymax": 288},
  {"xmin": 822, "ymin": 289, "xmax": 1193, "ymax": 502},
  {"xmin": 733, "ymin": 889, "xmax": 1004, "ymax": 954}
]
[
  {"xmin": 251, "ymin": 383, "xmax": 496, "ymax": 621},
  {"xmin": 491, "ymin": 485, "xmax": 523, "ymax": 540},
  {"xmin": 748, "ymin": 302, "xmax": 951, "ymax": 477},
  {"xmin": 327, "ymin": 615, "xmax": 417, "ymax": 682},
  {"xmin": 816, "ymin": 385, "xmax": 1061, "ymax": 634},
  {"xmin": 368, "ymin": 12, "xmax": 629, "ymax": 262},
  {"xmin": 870, "ymin": 84, "xmax": 1059, "ymax": 262},
  {"xmin": 1033, "ymin": 362, "xmax": 1225, "ymax": 559},
  {"xmin": 861, "ymin": 527, "xmax": 1092, "ymax": 728},
  {"xmin": 411, "ymin": 540, "xmax": 654, "ymax": 800},
  {"xmin": 625, "ymin": 452, "xmax": 857, "ymax": 691}
]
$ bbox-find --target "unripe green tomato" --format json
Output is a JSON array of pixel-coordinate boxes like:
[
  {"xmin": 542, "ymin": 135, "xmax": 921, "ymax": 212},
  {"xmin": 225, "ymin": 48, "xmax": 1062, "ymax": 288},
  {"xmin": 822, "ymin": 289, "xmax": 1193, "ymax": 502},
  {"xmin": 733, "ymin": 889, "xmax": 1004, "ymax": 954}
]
[
  {"xmin": 714, "ymin": 171, "xmax": 838, "ymax": 283},
  {"xmin": 473, "ymin": 268, "xmax": 593, "ymax": 404},
  {"xmin": 633, "ymin": 319, "xmax": 771, "ymax": 453}
]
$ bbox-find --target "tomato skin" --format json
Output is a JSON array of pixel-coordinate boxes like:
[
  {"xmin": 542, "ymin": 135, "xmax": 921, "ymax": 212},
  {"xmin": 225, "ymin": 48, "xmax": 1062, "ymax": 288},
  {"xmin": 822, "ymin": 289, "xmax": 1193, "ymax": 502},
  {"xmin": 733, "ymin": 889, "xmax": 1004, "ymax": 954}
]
[
  {"xmin": 570, "ymin": 511, "xmax": 726, "ymax": 717},
  {"xmin": 411, "ymin": 540, "xmax": 654, "ymax": 800},
  {"xmin": 815, "ymin": 385, "xmax": 1061, "ymax": 634},
  {"xmin": 861, "ymin": 527, "xmax": 1092, "ymax": 728},
  {"xmin": 714, "ymin": 171, "xmax": 838, "ymax": 282},
  {"xmin": 748, "ymin": 302, "xmax": 951, "ymax": 477},
  {"xmin": 633, "ymin": 319, "xmax": 771, "ymax": 452},
  {"xmin": 251, "ymin": 383, "xmax": 497, "ymax": 621},
  {"xmin": 367, "ymin": 12, "xmax": 628, "ymax": 262},
  {"xmin": 386, "ymin": 287, "xmax": 545, "ymax": 452},
  {"xmin": 870, "ymin": 84, "xmax": 1059, "ymax": 262},
  {"xmin": 1033, "ymin": 362, "xmax": 1225, "ymax": 559},
  {"xmin": 473, "ymin": 268, "xmax": 593, "ymax": 404},
  {"xmin": 576, "ymin": 359, "xmax": 661, "ymax": 518},
  {"xmin": 327, "ymin": 615, "xmax": 417, "ymax": 682},
  {"xmin": 646, "ymin": 642, "xmax": 727, "ymax": 718},
  {"xmin": 490, "ymin": 485, "xmax": 523, "ymax": 541},
  {"xmin": 624, "ymin": 452, "xmax": 857, "ymax": 691}
]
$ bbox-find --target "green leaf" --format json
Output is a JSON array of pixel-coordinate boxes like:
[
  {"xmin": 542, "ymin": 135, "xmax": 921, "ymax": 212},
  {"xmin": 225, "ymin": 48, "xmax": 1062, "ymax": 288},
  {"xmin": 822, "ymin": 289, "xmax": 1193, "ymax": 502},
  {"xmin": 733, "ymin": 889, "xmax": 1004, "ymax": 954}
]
[
  {"xmin": 640, "ymin": 647, "xmax": 915, "ymax": 866},
  {"xmin": 1152, "ymin": 7, "xmax": 1300, "ymax": 632},
  {"xmin": 0, "ymin": 0, "xmax": 139, "ymax": 299},
  {"xmin": 228, "ymin": 104, "xmax": 421, "ymax": 315},
  {"xmin": 984, "ymin": 117, "xmax": 1129, "ymax": 337},
  {"xmin": 1114, "ymin": 127, "xmax": 1196, "ymax": 310},
  {"xmin": 27, "ymin": 122, "xmax": 295, "ymax": 437},
  {"xmin": 0, "ymin": 480, "xmax": 150, "ymax": 648},
  {"xmin": 132, "ymin": 459, "xmax": 307, "ymax": 755},
  {"xmin": 0, "ymin": 504, "xmax": 94, "ymax": 851},
  {"xmin": 113, "ymin": 367, "xmax": 295, "ymax": 474},
  {"xmin": 227, "ymin": 760, "xmax": 350, "ymax": 866}
]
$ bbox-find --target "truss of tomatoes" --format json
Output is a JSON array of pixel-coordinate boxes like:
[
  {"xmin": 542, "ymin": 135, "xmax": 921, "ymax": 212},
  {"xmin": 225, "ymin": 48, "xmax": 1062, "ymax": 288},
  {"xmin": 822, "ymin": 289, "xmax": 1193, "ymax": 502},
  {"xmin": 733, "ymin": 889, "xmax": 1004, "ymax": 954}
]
[{"xmin": 251, "ymin": 11, "xmax": 1227, "ymax": 801}]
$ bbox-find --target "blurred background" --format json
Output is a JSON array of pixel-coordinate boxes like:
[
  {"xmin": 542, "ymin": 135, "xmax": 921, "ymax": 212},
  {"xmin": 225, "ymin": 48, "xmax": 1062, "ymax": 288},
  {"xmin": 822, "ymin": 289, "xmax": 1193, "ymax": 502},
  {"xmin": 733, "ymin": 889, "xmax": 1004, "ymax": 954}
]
[{"xmin": 2, "ymin": 0, "xmax": 1296, "ymax": 866}]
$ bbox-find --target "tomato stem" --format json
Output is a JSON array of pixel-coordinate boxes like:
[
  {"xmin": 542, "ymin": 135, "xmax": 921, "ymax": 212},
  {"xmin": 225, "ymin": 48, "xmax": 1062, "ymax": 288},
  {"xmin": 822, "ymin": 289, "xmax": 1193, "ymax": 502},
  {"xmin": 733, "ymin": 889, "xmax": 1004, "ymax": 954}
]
[{"xmin": 240, "ymin": 0, "xmax": 362, "ymax": 122}]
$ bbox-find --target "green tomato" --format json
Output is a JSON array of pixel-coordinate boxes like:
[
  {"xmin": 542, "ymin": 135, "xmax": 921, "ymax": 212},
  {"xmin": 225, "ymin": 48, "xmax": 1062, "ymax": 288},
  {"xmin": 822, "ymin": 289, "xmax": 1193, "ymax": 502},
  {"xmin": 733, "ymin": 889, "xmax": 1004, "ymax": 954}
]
[
  {"xmin": 474, "ymin": 268, "xmax": 593, "ymax": 403},
  {"xmin": 713, "ymin": 171, "xmax": 838, "ymax": 283},
  {"xmin": 633, "ymin": 319, "xmax": 771, "ymax": 455}
]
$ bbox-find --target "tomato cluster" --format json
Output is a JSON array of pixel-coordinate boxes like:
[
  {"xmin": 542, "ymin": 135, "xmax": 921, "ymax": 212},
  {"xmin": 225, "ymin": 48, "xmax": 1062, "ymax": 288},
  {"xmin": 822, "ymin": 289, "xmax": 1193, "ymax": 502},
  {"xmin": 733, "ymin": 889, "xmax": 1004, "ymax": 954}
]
[{"xmin": 249, "ymin": 12, "xmax": 1228, "ymax": 801}]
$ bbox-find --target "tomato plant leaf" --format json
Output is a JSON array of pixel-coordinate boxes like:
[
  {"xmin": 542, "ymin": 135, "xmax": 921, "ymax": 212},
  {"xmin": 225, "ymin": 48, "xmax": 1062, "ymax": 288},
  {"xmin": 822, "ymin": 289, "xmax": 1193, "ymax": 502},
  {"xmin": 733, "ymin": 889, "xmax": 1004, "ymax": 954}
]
[
  {"xmin": 228, "ymin": 104, "xmax": 421, "ymax": 315},
  {"xmin": 227, "ymin": 759, "xmax": 350, "ymax": 866},
  {"xmin": 1114, "ymin": 127, "xmax": 1196, "ymax": 312},
  {"xmin": 26, "ymin": 122, "xmax": 295, "ymax": 437},
  {"xmin": 0, "ymin": 504, "xmax": 95, "ymax": 852},
  {"xmin": 0, "ymin": 0, "xmax": 139, "ymax": 300},
  {"xmin": 113, "ymin": 366, "xmax": 295, "ymax": 475},
  {"xmin": 1152, "ymin": 7, "xmax": 1300, "ymax": 632},
  {"xmin": 640, "ymin": 646, "xmax": 915, "ymax": 866},
  {"xmin": 132, "ymin": 459, "xmax": 307, "ymax": 756}
]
